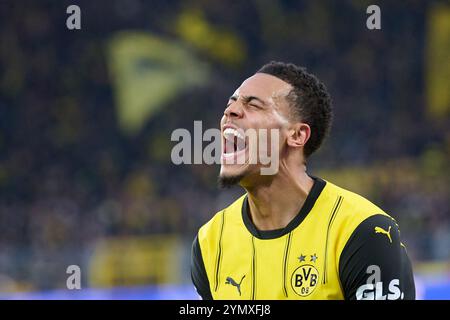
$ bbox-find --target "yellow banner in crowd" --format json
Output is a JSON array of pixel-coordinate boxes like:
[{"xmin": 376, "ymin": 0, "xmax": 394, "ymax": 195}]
[{"xmin": 107, "ymin": 32, "xmax": 210, "ymax": 135}]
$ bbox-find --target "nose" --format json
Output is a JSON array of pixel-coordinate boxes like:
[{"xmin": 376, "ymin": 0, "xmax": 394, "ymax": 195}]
[{"xmin": 224, "ymin": 100, "xmax": 244, "ymax": 119}]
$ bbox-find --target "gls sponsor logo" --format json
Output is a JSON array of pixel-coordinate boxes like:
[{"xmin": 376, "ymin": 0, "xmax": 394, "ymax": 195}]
[{"xmin": 356, "ymin": 265, "xmax": 405, "ymax": 300}]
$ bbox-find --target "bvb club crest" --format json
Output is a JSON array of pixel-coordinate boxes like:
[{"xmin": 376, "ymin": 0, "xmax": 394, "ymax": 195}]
[{"xmin": 291, "ymin": 264, "xmax": 320, "ymax": 297}]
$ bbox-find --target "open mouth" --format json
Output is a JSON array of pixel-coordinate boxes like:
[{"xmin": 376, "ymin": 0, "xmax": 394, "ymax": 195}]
[{"xmin": 222, "ymin": 127, "xmax": 247, "ymax": 159}]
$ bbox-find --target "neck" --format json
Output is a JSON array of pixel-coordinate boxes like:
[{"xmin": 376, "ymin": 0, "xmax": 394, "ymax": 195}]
[{"xmin": 243, "ymin": 164, "xmax": 314, "ymax": 231}]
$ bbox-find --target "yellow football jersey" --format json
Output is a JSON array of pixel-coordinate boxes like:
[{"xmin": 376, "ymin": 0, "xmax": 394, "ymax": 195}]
[{"xmin": 191, "ymin": 177, "xmax": 415, "ymax": 300}]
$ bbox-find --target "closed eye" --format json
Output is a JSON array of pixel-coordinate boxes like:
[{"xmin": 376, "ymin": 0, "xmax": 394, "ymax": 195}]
[
  {"xmin": 226, "ymin": 96, "xmax": 237, "ymax": 108},
  {"xmin": 243, "ymin": 96, "xmax": 265, "ymax": 109}
]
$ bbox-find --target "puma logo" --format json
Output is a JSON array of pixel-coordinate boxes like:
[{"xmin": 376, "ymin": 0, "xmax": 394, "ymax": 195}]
[
  {"xmin": 225, "ymin": 275, "xmax": 245, "ymax": 296},
  {"xmin": 375, "ymin": 226, "xmax": 392, "ymax": 243}
]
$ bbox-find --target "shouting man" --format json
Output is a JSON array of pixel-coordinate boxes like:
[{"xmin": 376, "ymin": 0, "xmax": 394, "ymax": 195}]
[{"xmin": 191, "ymin": 61, "xmax": 415, "ymax": 300}]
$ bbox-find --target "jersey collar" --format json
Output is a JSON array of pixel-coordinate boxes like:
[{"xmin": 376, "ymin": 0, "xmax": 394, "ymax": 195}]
[{"xmin": 241, "ymin": 176, "xmax": 326, "ymax": 239}]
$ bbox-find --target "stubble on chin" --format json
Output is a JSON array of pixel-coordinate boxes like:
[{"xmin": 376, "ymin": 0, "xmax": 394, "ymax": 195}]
[{"xmin": 217, "ymin": 172, "xmax": 245, "ymax": 189}]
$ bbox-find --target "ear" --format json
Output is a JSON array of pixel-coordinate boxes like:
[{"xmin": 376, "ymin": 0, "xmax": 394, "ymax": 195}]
[{"xmin": 286, "ymin": 122, "xmax": 311, "ymax": 148}]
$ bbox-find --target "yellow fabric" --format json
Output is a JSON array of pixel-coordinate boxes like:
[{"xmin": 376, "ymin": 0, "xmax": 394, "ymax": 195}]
[
  {"xmin": 107, "ymin": 31, "xmax": 209, "ymax": 135},
  {"xmin": 198, "ymin": 180, "xmax": 391, "ymax": 299},
  {"xmin": 426, "ymin": 3, "xmax": 450, "ymax": 118}
]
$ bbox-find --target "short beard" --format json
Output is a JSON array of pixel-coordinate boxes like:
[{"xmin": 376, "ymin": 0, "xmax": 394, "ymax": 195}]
[{"xmin": 218, "ymin": 173, "xmax": 245, "ymax": 189}]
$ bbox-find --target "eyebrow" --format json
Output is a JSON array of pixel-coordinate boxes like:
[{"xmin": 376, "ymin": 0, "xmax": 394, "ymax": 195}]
[{"xmin": 229, "ymin": 95, "xmax": 266, "ymax": 105}]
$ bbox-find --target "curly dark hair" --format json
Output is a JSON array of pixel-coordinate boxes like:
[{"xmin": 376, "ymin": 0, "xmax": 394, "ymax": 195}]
[{"xmin": 257, "ymin": 61, "xmax": 333, "ymax": 158}]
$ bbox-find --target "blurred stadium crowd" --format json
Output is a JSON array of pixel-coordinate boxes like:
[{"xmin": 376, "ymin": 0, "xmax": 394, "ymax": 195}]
[{"xmin": 0, "ymin": 0, "xmax": 449, "ymax": 294}]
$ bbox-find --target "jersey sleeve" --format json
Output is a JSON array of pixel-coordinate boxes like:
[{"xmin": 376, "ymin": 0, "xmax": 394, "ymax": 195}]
[
  {"xmin": 191, "ymin": 234, "xmax": 213, "ymax": 300},
  {"xmin": 338, "ymin": 214, "xmax": 415, "ymax": 300}
]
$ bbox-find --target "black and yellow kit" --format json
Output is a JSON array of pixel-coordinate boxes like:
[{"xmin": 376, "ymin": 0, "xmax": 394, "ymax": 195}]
[{"xmin": 191, "ymin": 177, "xmax": 415, "ymax": 300}]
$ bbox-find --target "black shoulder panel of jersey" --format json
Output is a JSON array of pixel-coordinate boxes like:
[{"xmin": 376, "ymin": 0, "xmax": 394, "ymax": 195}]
[
  {"xmin": 339, "ymin": 214, "xmax": 415, "ymax": 300},
  {"xmin": 191, "ymin": 234, "xmax": 213, "ymax": 300}
]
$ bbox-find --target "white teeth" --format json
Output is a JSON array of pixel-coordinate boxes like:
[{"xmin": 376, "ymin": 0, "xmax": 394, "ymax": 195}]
[{"xmin": 223, "ymin": 128, "xmax": 245, "ymax": 141}]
